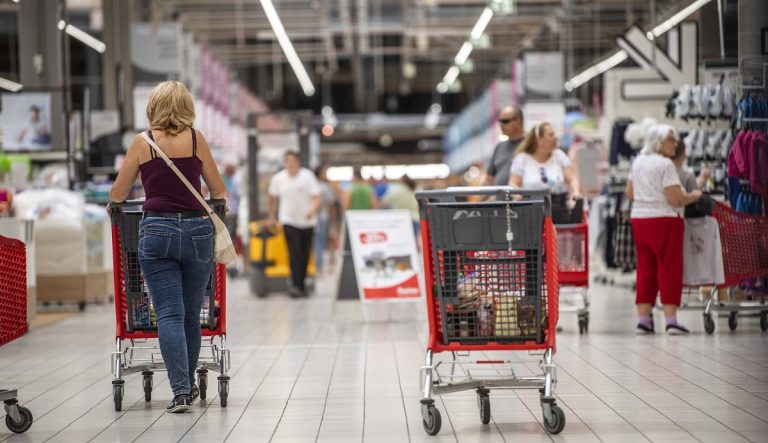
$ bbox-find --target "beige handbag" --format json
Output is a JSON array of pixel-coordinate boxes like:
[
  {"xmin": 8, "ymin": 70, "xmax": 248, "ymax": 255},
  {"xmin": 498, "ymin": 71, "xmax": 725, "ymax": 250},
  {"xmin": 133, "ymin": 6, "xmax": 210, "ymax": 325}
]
[{"xmin": 141, "ymin": 131, "xmax": 237, "ymax": 265}]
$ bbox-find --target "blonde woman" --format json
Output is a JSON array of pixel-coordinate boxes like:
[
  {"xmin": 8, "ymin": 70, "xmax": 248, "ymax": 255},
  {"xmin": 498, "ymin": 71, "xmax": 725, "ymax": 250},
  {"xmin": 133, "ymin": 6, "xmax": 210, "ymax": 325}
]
[
  {"xmin": 109, "ymin": 81, "xmax": 227, "ymax": 412},
  {"xmin": 507, "ymin": 122, "xmax": 581, "ymax": 197}
]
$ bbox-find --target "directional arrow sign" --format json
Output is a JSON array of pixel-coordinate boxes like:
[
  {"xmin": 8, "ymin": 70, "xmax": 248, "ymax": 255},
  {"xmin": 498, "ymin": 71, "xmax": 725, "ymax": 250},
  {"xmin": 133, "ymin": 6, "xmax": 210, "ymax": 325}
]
[{"xmin": 617, "ymin": 22, "xmax": 698, "ymax": 100}]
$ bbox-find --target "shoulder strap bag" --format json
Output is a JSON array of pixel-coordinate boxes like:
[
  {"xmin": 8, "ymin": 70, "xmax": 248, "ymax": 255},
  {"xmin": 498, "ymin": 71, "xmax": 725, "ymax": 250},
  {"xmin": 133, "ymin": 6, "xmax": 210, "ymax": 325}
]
[{"xmin": 141, "ymin": 131, "xmax": 237, "ymax": 265}]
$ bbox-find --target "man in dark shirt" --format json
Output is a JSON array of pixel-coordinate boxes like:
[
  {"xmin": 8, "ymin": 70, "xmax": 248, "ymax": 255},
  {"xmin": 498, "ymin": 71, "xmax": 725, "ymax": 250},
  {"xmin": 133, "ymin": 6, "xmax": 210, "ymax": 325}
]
[{"xmin": 483, "ymin": 106, "xmax": 525, "ymax": 186}]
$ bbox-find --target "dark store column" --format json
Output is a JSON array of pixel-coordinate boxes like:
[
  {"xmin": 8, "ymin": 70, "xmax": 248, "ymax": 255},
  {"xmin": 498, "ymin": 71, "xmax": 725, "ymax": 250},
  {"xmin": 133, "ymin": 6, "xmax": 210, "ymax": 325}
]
[{"xmin": 17, "ymin": 0, "xmax": 65, "ymax": 149}]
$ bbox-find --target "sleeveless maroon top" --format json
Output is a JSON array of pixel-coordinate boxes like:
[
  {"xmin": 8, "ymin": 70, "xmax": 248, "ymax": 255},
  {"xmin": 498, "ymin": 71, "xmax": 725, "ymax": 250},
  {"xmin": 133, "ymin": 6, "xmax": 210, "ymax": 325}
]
[{"xmin": 139, "ymin": 128, "xmax": 204, "ymax": 212}]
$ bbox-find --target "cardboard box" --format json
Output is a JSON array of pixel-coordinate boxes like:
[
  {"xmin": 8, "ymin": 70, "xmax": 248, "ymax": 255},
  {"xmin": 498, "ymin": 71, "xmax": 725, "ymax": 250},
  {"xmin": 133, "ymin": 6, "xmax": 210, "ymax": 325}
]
[
  {"xmin": 86, "ymin": 268, "xmax": 114, "ymax": 301},
  {"xmin": 37, "ymin": 274, "xmax": 87, "ymax": 302}
]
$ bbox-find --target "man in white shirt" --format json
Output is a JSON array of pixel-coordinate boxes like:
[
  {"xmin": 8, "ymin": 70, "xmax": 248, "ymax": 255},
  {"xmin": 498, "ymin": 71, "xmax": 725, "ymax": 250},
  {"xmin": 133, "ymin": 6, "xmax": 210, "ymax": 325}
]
[{"xmin": 267, "ymin": 151, "xmax": 321, "ymax": 297}]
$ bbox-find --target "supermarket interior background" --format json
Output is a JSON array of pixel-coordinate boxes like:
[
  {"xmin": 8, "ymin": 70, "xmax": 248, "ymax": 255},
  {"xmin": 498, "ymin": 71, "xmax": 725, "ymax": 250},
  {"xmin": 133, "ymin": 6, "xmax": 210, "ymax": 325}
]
[{"xmin": 0, "ymin": 0, "xmax": 767, "ymax": 441}]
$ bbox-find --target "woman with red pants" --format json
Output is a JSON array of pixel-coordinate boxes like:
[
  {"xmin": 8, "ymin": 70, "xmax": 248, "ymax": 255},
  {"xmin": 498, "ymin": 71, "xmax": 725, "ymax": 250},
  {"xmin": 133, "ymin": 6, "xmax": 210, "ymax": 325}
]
[{"xmin": 626, "ymin": 124, "xmax": 702, "ymax": 334}]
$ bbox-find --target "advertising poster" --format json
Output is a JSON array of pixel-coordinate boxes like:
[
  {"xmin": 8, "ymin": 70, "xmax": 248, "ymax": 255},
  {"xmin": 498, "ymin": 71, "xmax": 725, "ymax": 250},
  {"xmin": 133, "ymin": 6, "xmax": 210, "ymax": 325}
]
[
  {"xmin": 346, "ymin": 210, "xmax": 423, "ymax": 302},
  {"xmin": 0, "ymin": 93, "xmax": 53, "ymax": 151}
]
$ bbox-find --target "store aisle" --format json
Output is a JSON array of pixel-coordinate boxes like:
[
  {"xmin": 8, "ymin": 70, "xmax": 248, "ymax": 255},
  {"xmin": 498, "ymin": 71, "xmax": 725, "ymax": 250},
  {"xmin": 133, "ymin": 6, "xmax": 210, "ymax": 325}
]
[{"xmin": 1, "ymin": 274, "xmax": 767, "ymax": 443}]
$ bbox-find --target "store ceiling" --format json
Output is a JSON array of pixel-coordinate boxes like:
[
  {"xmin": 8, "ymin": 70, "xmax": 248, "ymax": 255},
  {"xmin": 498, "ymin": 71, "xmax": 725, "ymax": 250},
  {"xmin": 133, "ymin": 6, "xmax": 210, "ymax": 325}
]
[{"xmin": 153, "ymin": 0, "xmax": 694, "ymax": 113}]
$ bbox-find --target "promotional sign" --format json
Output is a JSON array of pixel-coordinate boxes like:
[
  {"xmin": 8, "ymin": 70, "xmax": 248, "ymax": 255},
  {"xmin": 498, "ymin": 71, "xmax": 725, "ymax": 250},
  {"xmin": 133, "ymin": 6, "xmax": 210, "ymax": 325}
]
[
  {"xmin": 132, "ymin": 86, "xmax": 155, "ymax": 130},
  {"xmin": 523, "ymin": 52, "xmax": 564, "ymax": 100},
  {"xmin": 618, "ymin": 23, "xmax": 698, "ymax": 100},
  {"xmin": 346, "ymin": 210, "xmax": 423, "ymax": 302},
  {"xmin": 0, "ymin": 93, "xmax": 53, "ymax": 151},
  {"xmin": 131, "ymin": 22, "xmax": 181, "ymax": 82}
]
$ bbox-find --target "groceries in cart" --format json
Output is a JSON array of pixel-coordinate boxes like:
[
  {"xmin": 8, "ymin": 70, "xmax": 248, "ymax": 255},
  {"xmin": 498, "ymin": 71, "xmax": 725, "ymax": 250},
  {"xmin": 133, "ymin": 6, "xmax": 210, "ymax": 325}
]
[{"xmin": 453, "ymin": 270, "xmax": 545, "ymax": 339}]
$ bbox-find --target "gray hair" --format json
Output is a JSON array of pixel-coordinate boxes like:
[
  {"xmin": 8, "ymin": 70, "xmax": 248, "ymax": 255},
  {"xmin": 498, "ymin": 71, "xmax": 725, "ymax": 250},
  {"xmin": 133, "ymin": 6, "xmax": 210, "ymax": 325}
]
[{"xmin": 641, "ymin": 124, "xmax": 677, "ymax": 155}]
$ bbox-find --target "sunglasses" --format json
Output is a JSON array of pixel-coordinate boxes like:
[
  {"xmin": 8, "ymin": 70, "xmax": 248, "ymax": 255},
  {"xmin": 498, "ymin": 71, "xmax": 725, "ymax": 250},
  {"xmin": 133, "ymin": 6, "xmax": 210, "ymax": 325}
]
[
  {"xmin": 498, "ymin": 117, "xmax": 518, "ymax": 124},
  {"xmin": 539, "ymin": 167, "xmax": 549, "ymax": 184}
]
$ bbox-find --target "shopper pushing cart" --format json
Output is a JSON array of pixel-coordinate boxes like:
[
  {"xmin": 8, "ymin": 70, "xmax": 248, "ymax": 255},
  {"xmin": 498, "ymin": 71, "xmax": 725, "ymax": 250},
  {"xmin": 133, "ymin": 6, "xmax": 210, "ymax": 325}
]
[
  {"xmin": 108, "ymin": 201, "xmax": 231, "ymax": 411},
  {"xmin": 415, "ymin": 187, "xmax": 564, "ymax": 436},
  {"xmin": 0, "ymin": 235, "xmax": 33, "ymax": 434}
]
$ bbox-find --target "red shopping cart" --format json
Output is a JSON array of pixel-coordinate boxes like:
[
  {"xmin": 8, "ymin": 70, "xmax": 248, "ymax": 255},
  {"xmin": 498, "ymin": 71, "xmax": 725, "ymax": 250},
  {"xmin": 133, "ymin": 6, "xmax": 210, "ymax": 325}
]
[
  {"xmin": 415, "ymin": 187, "xmax": 563, "ymax": 436},
  {"xmin": 109, "ymin": 201, "xmax": 230, "ymax": 411},
  {"xmin": 701, "ymin": 201, "xmax": 768, "ymax": 334},
  {"xmin": 555, "ymin": 211, "xmax": 590, "ymax": 334},
  {"xmin": 0, "ymin": 235, "xmax": 33, "ymax": 434}
]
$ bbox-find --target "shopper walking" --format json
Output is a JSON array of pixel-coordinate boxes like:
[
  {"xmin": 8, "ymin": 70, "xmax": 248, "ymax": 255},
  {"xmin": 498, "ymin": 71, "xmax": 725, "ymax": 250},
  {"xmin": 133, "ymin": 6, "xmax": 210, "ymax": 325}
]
[
  {"xmin": 344, "ymin": 167, "xmax": 377, "ymax": 210},
  {"xmin": 507, "ymin": 122, "xmax": 581, "ymax": 197},
  {"xmin": 626, "ymin": 124, "xmax": 702, "ymax": 334},
  {"xmin": 313, "ymin": 166, "xmax": 338, "ymax": 273},
  {"xmin": 483, "ymin": 106, "xmax": 525, "ymax": 186},
  {"xmin": 267, "ymin": 151, "xmax": 321, "ymax": 297},
  {"xmin": 382, "ymin": 175, "xmax": 419, "ymax": 235},
  {"xmin": 109, "ymin": 80, "xmax": 227, "ymax": 413}
]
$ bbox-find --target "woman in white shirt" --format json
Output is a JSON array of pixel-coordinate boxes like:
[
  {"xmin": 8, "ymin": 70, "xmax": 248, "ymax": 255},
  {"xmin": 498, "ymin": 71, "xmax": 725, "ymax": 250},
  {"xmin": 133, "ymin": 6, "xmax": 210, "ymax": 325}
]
[
  {"xmin": 507, "ymin": 122, "xmax": 580, "ymax": 197},
  {"xmin": 626, "ymin": 124, "xmax": 702, "ymax": 335}
]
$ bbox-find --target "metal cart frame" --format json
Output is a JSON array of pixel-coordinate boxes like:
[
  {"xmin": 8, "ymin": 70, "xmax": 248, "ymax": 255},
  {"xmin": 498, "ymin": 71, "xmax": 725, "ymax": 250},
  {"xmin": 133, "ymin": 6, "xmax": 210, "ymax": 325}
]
[
  {"xmin": 109, "ymin": 201, "xmax": 231, "ymax": 411},
  {"xmin": 1, "ymin": 236, "xmax": 33, "ymax": 434},
  {"xmin": 415, "ymin": 187, "xmax": 564, "ymax": 436}
]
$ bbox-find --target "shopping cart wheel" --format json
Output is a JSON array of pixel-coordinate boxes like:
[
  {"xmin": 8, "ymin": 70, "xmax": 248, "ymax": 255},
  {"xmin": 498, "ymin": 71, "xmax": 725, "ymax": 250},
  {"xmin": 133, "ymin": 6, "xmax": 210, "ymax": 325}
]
[
  {"xmin": 542, "ymin": 404, "xmax": 565, "ymax": 435},
  {"xmin": 5, "ymin": 405, "xmax": 33, "ymax": 434},
  {"xmin": 761, "ymin": 312, "xmax": 767, "ymax": 332},
  {"xmin": 113, "ymin": 384, "xmax": 124, "ymax": 411},
  {"xmin": 142, "ymin": 372, "xmax": 153, "ymax": 402},
  {"xmin": 703, "ymin": 313, "xmax": 715, "ymax": 334},
  {"xmin": 728, "ymin": 312, "xmax": 738, "ymax": 332},
  {"xmin": 422, "ymin": 404, "xmax": 441, "ymax": 435},
  {"xmin": 197, "ymin": 369, "xmax": 208, "ymax": 400},
  {"xmin": 477, "ymin": 392, "xmax": 491, "ymax": 425},
  {"xmin": 218, "ymin": 376, "xmax": 229, "ymax": 407}
]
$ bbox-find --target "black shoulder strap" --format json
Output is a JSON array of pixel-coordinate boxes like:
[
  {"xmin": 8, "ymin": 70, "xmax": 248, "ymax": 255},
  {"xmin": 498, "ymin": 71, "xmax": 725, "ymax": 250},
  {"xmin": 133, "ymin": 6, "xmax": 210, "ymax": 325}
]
[
  {"xmin": 191, "ymin": 127, "xmax": 197, "ymax": 156},
  {"xmin": 147, "ymin": 130, "xmax": 156, "ymax": 158}
]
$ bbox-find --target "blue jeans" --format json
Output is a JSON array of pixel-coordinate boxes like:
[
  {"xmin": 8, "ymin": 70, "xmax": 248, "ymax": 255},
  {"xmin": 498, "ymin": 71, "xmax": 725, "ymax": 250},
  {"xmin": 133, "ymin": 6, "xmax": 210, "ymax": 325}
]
[
  {"xmin": 138, "ymin": 216, "xmax": 214, "ymax": 396},
  {"xmin": 314, "ymin": 217, "xmax": 329, "ymax": 270}
]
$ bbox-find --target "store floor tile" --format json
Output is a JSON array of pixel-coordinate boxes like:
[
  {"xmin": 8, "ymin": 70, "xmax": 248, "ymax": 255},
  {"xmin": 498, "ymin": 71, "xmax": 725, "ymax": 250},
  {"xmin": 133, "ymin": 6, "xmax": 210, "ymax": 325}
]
[{"xmin": 1, "ymin": 266, "xmax": 767, "ymax": 442}]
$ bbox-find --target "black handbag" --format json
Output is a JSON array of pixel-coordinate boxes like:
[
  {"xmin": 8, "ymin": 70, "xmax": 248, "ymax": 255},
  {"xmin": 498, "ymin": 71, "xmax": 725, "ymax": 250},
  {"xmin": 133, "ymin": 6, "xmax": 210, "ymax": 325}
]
[{"xmin": 684, "ymin": 193, "xmax": 714, "ymax": 218}]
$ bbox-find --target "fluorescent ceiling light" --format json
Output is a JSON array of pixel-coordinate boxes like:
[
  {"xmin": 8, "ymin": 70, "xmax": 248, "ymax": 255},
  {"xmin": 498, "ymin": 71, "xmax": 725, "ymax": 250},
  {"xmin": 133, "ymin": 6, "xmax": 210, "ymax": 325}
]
[
  {"xmin": 470, "ymin": 7, "xmax": 494, "ymax": 40},
  {"xmin": 259, "ymin": 0, "xmax": 316, "ymax": 97},
  {"xmin": 443, "ymin": 66, "xmax": 461, "ymax": 85},
  {"xmin": 58, "ymin": 20, "xmax": 106, "ymax": 53},
  {"xmin": 0, "ymin": 77, "xmax": 23, "ymax": 92},
  {"xmin": 647, "ymin": 0, "xmax": 711, "ymax": 39},
  {"xmin": 454, "ymin": 42, "xmax": 474, "ymax": 66},
  {"xmin": 436, "ymin": 3, "xmax": 496, "ymax": 94},
  {"xmin": 564, "ymin": 50, "xmax": 628, "ymax": 91}
]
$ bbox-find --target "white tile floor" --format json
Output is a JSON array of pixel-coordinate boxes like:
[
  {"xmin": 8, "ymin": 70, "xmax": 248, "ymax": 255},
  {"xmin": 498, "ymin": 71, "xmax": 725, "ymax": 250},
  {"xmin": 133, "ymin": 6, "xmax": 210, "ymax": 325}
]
[{"xmin": 1, "ymin": 270, "xmax": 767, "ymax": 442}]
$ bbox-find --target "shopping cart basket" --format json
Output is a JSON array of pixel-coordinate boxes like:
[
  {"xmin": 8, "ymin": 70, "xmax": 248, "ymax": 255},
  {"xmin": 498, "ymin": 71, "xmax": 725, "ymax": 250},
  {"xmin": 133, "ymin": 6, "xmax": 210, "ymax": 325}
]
[
  {"xmin": 109, "ymin": 201, "xmax": 230, "ymax": 411},
  {"xmin": 555, "ymin": 212, "xmax": 590, "ymax": 334},
  {"xmin": 701, "ymin": 201, "xmax": 768, "ymax": 334},
  {"xmin": 415, "ymin": 187, "xmax": 563, "ymax": 436},
  {"xmin": 0, "ymin": 235, "xmax": 33, "ymax": 434}
]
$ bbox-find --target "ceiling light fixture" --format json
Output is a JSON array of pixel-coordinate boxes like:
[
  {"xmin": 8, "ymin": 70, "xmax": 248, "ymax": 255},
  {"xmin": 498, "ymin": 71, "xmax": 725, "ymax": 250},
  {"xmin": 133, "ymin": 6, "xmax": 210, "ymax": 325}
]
[
  {"xmin": 454, "ymin": 42, "xmax": 474, "ymax": 66},
  {"xmin": 0, "ymin": 77, "xmax": 23, "ymax": 92},
  {"xmin": 564, "ymin": 50, "xmax": 628, "ymax": 91},
  {"xmin": 470, "ymin": 7, "xmax": 494, "ymax": 40},
  {"xmin": 565, "ymin": 0, "xmax": 710, "ymax": 91},
  {"xmin": 259, "ymin": 0, "xmax": 316, "ymax": 97},
  {"xmin": 58, "ymin": 20, "xmax": 106, "ymax": 53},
  {"xmin": 436, "ymin": 4, "xmax": 495, "ymax": 94},
  {"xmin": 647, "ymin": 0, "xmax": 711, "ymax": 39}
]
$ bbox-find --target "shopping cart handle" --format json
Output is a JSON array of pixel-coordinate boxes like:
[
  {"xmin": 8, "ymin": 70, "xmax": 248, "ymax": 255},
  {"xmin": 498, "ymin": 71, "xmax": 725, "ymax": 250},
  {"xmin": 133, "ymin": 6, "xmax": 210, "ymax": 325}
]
[{"xmin": 416, "ymin": 186, "xmax": 552, "ymax": 202}]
